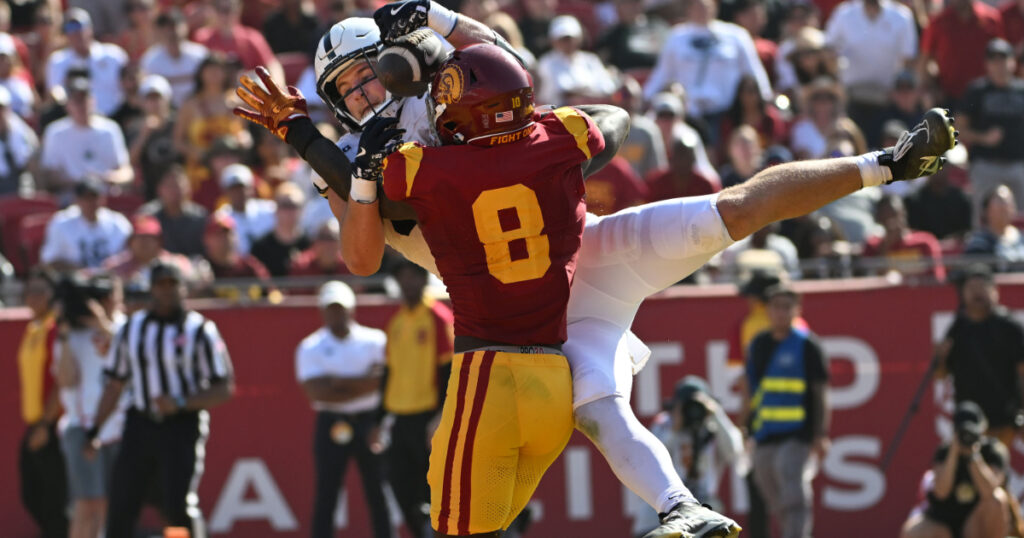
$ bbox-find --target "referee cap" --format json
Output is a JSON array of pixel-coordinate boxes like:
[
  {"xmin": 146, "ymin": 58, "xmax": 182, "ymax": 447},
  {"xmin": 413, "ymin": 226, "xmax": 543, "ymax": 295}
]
[{"xmin": 318, "ymin": 281, "xmax": 356, "ymax": 310}]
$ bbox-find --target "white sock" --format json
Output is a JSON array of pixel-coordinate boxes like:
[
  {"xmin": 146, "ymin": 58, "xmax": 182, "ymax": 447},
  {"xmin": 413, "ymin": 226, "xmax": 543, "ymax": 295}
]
[
  {"xmin": 575, "ymin": 395, "xmax": 696, "ymax": 514},
  {"xmin": 855, "ymin": 151, "xmax": 892, "ymax": 188}
]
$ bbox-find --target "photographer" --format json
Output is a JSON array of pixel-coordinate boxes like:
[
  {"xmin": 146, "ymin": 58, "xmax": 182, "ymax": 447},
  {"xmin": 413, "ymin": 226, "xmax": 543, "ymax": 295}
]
[
  {"xmin": 936, "ymin": 264, "xmax": 1024, "ymax": 448},
  {"xmin": 632, "ymin": 377, "xmax": 744, "ymax": 535},
  {"xmin": 900, "ymin": 401, "xmax": 1021, "ymax": 538},
  {"xmin": 52, "ymin": 272, "xmax": 126, "ymax": 538}
]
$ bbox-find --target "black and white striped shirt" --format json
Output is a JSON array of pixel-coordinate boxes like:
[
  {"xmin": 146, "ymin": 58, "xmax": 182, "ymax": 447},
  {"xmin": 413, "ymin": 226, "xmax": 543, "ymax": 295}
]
[{"xmin": 106, "ymin": 309, "xmax": 233, "ymax": 414}]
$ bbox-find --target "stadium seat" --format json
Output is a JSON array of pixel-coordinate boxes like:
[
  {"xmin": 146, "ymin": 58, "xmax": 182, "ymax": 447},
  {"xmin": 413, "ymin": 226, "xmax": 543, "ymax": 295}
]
[
  {"xmin": 17, "ymin": 212, "xmax": 52, "ymax": 271},
  {"xmin": 278, "ymin": 52, "xmax": 310, "ymax": 87},
  {"xmin": 0, "ymin": 195, "xmax": 57, "ymax": 272}
]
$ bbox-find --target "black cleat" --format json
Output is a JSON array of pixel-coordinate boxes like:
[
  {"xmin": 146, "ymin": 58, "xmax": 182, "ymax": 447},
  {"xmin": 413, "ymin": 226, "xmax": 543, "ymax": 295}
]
[
  {"xmin": 879, "ymin": 107, "xmax": 958, "ymax": 182},
  {"xmin": 641, "ymin": 502, "xmax": 742, "ymax": 538}
]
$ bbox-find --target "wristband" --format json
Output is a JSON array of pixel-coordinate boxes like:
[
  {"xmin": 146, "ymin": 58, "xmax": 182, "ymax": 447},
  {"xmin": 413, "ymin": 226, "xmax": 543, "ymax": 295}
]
[
  {"xmin": 350, "ymin": 175, "xmax": 379, "ymax": 204},
  {"xmin": 855, "ymin": 151, "xmax": 892, "ymax": 188},
  {"xmin": 428, "ymin": 0, "xmax": 459, "ymax": 38}
]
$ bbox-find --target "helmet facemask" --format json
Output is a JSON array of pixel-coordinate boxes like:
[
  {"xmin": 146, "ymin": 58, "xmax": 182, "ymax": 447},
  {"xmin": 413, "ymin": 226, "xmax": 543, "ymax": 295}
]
[{"xmin": 316, "ymin": 47, "xmax": 396, "ymax": 132}]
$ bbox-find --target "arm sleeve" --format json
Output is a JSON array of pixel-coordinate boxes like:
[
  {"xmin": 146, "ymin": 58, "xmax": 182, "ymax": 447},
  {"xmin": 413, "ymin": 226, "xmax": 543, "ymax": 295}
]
[
  {"xmin": 295, "ymin": 342, "xmax": 323, "ymax": 382},
  {"xmin": 900, "ymin": 9, "xmax": 919, "ymax": 59},
  {"xmin": 39, "ymin": 218, "xmax": 66, "ymax": 265},
  {"xmin": 381, "ymin": 142, "xmax": 427, "ymax": 202},
  {"xmin": 104, "ymin": 323, "xmax": 132, "ymax": 381},
  {"xmin": 737, "ymin": 31, "xmax": 773, "ymax": 102},
  {"xmin": 643, "ymin": 34, "xmax": 676, "ymax": 101},
  {"xmin": 551, "ymin": 106, "xmax": 606, "ymax": 163},
  {"xmin": 804, "ymin": 336, "xmax": 830, "ymax": 382},
  {"xmin": 196, "ymin": 321, "xmax": 233, "ymax": 384},
  {"xmin": 110, "ymin": 124, "xmax": 130, "ymax": 168}
]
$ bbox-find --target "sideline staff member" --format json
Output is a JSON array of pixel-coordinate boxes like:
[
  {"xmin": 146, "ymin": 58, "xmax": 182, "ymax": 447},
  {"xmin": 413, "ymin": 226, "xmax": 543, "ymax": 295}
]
[
  {"xmin": 89, "ymin": 262, "xmax": 235, "ymax": 538},
  {"xmin": 296, "ymin": 281, "xmax": 392, "ymax": 538}
]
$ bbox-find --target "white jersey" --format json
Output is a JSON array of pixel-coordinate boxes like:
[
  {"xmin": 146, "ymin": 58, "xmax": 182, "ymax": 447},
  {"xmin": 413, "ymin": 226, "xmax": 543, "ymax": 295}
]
[
  {"xmin": 54, "ymin": 314, "xmax": 128, "ymax": 443},
  {"xmin": 40, "ymin": 205, "xmax": 132, "ymax": 269}
]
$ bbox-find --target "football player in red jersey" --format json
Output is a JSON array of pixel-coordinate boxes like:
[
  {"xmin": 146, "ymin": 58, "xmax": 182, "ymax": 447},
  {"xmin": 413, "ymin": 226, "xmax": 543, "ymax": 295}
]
[{"xmin": 363, "ymin": 44, "xmax": 615, "ymax": 536}]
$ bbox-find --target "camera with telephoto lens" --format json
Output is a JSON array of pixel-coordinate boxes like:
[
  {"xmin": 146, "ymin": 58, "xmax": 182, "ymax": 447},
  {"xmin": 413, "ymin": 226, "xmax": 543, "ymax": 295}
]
[
  {"xmin": 54, "ymin": 273, "xmax": 113, "ymax": 328},
  {"xmin": 953, "ymin": 401, "xmax": 987, "ymax": 447}
]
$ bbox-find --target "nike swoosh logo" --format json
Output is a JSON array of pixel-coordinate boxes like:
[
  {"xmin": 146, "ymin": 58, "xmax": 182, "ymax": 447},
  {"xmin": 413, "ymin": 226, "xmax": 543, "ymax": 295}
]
[
  {"xmin": 357, "ymin": 148, "xmax": 367, "ymax": 157},
  {"xmin": 391, "ymin": 6, "xmax": 403, "ymax": 14}
]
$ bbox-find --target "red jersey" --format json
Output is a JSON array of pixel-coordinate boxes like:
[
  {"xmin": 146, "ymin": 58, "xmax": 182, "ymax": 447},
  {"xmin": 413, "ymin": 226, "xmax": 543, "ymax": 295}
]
[
  {"xmin": 382, "ymin": 107, "xmax": 604, "ymax": 345},
  {"xmin": 584, "ymin": 156, "xmax": 649, "ymax": 216}
]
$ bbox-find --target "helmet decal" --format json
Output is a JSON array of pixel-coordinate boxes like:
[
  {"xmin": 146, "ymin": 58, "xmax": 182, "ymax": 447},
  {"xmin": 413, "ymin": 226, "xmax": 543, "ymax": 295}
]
[{"xmin": 434, "ymin": 64, "xmax": 465, "ymax": 105}]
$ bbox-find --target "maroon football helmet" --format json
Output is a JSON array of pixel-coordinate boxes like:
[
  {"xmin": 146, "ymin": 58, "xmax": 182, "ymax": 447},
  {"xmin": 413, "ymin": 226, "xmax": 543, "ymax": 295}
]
[{"xmin": 430, "ymin": 44, "xmax": 535, "ymax": 146}]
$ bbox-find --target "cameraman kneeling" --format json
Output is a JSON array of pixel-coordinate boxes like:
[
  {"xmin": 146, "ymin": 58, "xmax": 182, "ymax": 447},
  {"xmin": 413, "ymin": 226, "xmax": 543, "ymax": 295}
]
[
  {"xmin": 633, "ymin": 377, "xmax": 744, "ymax": 534},
  {"xmin": 901, "ymin": 401, "xmax": 1016, "ymax": 538}
]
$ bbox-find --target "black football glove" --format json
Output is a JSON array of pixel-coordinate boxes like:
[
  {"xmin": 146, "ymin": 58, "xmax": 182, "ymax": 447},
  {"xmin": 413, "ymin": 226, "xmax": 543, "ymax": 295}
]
[
  {"xmin": 374, "ymin": 0, "xmax": 430, "ymax": 42},
  {"xmin": 354, "ymin": 117, "xmax": 405, "ymax": 182},
  {"xmin": 879, "ymin": 108, "xmax": 958, "ymax": 183}
]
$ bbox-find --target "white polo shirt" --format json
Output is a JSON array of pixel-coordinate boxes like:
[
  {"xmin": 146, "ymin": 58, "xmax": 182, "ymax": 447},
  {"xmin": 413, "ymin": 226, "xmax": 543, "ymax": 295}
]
[
  {"xmin": 45, "ymin": 42, "xmax": 128, "ymax": 116},
  {"xmin": 825, "ymin": 0, "xmax": 917, "ymax": 90},
  {"xmin": 40, "ymin": 205, "xmax": 132, "ymax": 268},
  {"xmin": 140, "ymin": 41, "xmax": 209, "ymax": 107},
  {"xmin": 295, "ymin": 324, "xmax": 386, "ymax": 414},
  {"xmin": 643, "ymin": 20, "xmax": 772, "ymax": 117},
  {"xmin": 39, "ymin": 115, "xmax": 129, "ymax": 185}
]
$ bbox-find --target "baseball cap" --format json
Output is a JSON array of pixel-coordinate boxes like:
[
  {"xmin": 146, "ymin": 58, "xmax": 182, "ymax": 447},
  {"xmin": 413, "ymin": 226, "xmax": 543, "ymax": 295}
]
[
  {"xmin": 987, "ymin": 38, "xmax": 1014, "ymax": 58},
  {"xmin": 66, "ymin": 75, "xmax": 91, "ymax": 97},
  {"xmin": 63, "ymin": 8, "xmax": 93, "ymax": 34},
  {"xmin": 150, "ymin": 261, "xmax": 183, "ymax": 283},
  {"xmin": 219, "ymin": 163, "xmax": 253, "ymax": 189},
  {"xmin": 139, "ymin": 74, "xmax": 172, "ymax": 100},
  {"xmin": 763, "ymin": 283, "xmax": 799, "ymax": 301},
  {"xmin": 549, "ymin": 15, "xmax": 583, "ymax": 40},
  {"xmin": 132, "ymin": 215, "xmax": 162, "ymax": 236},
  {"xmin": 739, "ymin": 269, "xmax": 782, "ymax": 300},
  {"xmin": 0, "ymin": 33, "xmax": 16, "ymax": 57},
  {"xmin": 318, "ymin": 280, "xmax": 356, "ymax": 309},
  {"xmin": 894, "ymin": 70, "xmax": 917, "ymax": 90},
  {"xmin": 651, "ymin": 92, "xmax": 684, "ymax": 117},
  {"xmin": 74, "ymin": 174, "xmax": 105, "ymax": 197},
  {"xmin": 205, "ymin": 212, "xmax": 236, "ymax": 235}
]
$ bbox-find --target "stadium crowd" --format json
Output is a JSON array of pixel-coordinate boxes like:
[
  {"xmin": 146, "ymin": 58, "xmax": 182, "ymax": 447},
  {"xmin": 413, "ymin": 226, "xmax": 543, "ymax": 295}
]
[
  {"xmin": 4, "ymin": 0, "xmax": 1024, "ymax": 537},
  {"xmin": 0, "ymin": 0, "xmax": 1022, "ymax": 302}
]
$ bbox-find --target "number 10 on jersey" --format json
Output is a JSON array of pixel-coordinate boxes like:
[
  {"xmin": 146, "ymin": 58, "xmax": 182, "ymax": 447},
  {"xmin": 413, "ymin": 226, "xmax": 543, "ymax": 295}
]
[{"xmin": 471, "ymin": 184, "xmax": 551, "ymax": 284}]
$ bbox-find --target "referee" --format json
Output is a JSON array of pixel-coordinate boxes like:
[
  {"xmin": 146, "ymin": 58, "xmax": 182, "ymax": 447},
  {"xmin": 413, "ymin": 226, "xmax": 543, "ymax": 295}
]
[{"xmin": 88, "ymin": 262, "xmax": 235, "ymax": 538}]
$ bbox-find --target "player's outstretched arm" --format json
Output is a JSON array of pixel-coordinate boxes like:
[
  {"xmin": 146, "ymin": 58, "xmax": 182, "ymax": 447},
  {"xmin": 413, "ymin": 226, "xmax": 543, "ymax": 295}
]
[
  {"xmin": 718, "ymin": 108, "xmax": 958, "ymax": 240},
  {"xmin": 375, "ymin": 0, "xmax": 526, "ymax": 64},
  {"xmin": 576, "ymin": 104, "xmax": 631, "ymax": 179}
]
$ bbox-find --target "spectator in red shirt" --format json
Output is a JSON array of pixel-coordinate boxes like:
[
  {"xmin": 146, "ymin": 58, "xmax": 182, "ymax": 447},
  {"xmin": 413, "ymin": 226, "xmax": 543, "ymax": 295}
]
[
  {"xmin": 201, "ymin": 211, "xmax": 271, "ymax": 280},
  {"xmin": 584, "ymin": 156, "xmax": 649, "ymax": 216},
  {"xmin": 193, "ymin": 0, "xmax": 284, "ymax": 83},
  {"xmin": 920, "ymin": 0, "xmax": 1005, "ymax": 103},
  {"xmin": 862, "ymin": 194, "xmax": 946, "ymax": 282},
  {"xmin": 646, "ymin": 133, "xmax": 722, "ymax": 202},
  {"xmin": 290, "ymin": 220, "xmax": 350, "ymax": 277}
]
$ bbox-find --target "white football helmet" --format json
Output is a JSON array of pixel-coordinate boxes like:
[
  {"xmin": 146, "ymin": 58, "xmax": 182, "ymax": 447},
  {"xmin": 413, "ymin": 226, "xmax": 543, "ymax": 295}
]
[{"xmin": 314, "ymin": 18, "xmax": 396, "ymax": 132}]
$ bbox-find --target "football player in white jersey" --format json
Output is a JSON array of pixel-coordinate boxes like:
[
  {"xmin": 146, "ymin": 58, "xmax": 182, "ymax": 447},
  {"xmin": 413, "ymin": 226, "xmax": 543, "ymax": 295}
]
[{"xmin": 234, "ymin": 8, "xmax": 957, "ymax": 537}]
